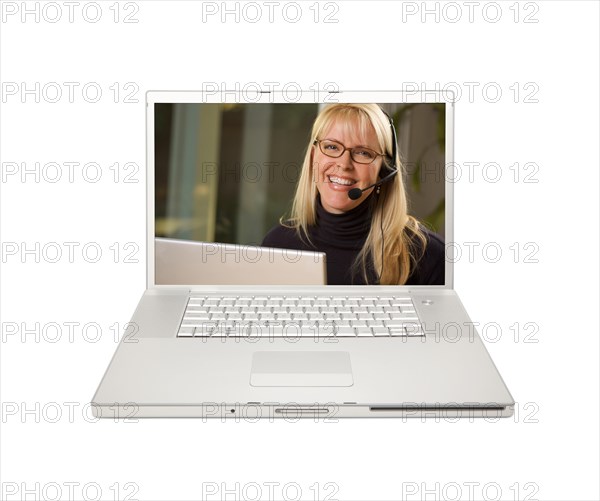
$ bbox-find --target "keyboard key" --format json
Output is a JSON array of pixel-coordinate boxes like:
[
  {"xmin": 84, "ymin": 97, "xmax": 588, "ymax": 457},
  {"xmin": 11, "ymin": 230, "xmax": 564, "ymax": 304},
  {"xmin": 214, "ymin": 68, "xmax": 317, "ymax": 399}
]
[
  {"xmin": 292, "ymin": 314, "xmax": 310, "ymax": 321},
  {"xmin": 193, "ymin": 329, "xmax": 214, "ymax": 337},
  {"xmin": 184, "ymin": 314, "xmax": 210, "ymax": 321},
  {"xmin": 180, "ymin": 320, "xmax": 210, "ymax": 328},
  {"xmin": 373, "ymin": 313, "xmax": 390, "ymax": 320},
  {"xmin": 178, "ymin": 326, "xmax": 195, "ymax": 336},
  {"xmin": 197, "ymin": 324, "xmax": 219, "ymax": 336},
  {"xmin": 386, "ymin": 319, "xmax": 419, "ymax": 327},
  {"xmin": 391, "ymin": 300, "xmax": 412, "ymax": 306},
  {"xmin": 372, "ymin": 326, "xmax": 390, "ymax": 336},
  {"xmin": 403, "ymin": 324, "xmax": 423, "ymax": 335},
  {"xmin": 389, "ymin": 328, "xmax": 406, "ymax": 336},
  {"xmin": 332, "ymin": 326, "xmax": 356, "ymax": 336},
  {"xmin": 320, "ymin": 307, "xmax": 337, "ymax": 313}
]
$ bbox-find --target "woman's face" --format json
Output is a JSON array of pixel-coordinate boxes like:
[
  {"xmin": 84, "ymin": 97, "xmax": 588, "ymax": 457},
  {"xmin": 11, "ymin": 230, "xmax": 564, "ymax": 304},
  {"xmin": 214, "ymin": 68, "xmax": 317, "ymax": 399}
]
[{"xmin": 313, "ymin": 119, "xmax": 384, "ymax": 214}]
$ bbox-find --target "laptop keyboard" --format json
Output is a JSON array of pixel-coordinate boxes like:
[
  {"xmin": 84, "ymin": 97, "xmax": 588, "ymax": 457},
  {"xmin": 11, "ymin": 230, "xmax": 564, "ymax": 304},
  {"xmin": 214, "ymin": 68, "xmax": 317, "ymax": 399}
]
[{"xmin": 177, "ymin": 295, "xmax": 423, "ymax": 338}]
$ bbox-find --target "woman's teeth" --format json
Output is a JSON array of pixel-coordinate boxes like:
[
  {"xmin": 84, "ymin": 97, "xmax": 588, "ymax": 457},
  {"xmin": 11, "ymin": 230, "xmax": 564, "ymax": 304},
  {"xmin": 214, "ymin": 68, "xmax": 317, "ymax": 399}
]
[{"xmin": 328, "ymin": 175, "xmax": 356, "ymax": 186}]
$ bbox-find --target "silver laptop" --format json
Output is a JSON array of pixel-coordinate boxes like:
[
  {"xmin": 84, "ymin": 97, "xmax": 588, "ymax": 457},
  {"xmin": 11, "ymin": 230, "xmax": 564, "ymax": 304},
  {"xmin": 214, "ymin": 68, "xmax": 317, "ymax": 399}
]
[
  {"xmin": 155, "ymin": 237, "xmax": 327, "ymax": 285},
  {"xmin": 91, "ymin": 90, "xmax": 514, "ymax": 418}
]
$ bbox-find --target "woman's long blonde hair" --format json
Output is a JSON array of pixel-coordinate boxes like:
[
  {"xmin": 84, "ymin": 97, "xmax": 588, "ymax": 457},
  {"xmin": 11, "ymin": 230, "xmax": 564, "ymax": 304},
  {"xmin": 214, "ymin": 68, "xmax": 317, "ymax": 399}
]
[{"xmin": 281, "ymin": 103, "xmax": 427, "ymax": 285}]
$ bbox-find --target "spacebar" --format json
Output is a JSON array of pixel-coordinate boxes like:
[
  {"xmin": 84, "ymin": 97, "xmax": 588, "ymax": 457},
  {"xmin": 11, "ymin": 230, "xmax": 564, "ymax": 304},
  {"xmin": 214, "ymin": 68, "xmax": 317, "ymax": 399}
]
[{"xmin": 211, "ymin": 324, "xmax": 349, "ymax": 337}]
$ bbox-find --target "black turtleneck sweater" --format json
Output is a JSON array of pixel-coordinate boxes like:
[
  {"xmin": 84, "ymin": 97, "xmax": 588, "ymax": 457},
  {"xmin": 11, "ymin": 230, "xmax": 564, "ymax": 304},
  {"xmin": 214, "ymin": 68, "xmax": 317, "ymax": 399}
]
[{"xmin": 261, "ymin": 193, "xmax": 445, "ymax": 285}]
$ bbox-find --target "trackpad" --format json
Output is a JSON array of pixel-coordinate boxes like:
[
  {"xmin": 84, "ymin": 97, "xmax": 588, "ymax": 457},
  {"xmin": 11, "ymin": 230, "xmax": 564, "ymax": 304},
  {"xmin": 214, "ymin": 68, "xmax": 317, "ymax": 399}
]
[{"xmin": 250, "ymin": 351, "xmax": 353, "ymax": 387}]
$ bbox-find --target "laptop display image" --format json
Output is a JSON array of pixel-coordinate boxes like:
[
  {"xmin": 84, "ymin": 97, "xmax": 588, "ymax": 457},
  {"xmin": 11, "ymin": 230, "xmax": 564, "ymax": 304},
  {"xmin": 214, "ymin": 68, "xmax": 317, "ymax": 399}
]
[
  {"xmin": 154, "ymin": 101, "xmax": 445, "ymax": 287},
  {"xmin": 91, "ymin": 90, "xmax": 514, "ymax": 418}
]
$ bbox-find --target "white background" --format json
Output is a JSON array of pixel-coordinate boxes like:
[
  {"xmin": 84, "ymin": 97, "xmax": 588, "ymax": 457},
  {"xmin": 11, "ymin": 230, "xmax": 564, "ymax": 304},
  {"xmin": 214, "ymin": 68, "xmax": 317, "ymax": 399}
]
[{"xmin": 1, "ymin": 1, "xmax": 598, "ymax": 500}]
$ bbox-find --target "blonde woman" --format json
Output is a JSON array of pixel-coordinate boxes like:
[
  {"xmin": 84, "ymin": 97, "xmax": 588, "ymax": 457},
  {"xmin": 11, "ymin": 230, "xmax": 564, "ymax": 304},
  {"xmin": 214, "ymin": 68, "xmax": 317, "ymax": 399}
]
[{"xmin": 261, "ymin": 103, "xmax": 444, "ymax": 285}]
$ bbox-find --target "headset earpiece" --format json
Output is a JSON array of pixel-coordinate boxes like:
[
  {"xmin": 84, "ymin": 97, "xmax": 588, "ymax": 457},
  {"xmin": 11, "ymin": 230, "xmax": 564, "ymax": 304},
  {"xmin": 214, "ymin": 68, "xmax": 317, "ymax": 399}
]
[{"xmin": 380, "ymin": 108, "xmax": 398, "ymax": 172}]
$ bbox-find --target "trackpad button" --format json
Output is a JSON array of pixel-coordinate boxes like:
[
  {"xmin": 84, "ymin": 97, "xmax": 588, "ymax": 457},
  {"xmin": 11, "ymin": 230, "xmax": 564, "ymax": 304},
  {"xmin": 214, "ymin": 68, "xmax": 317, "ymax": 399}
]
[{"xmin": 250, "ymin": 351, "xmax": 353, "ymax": 387}]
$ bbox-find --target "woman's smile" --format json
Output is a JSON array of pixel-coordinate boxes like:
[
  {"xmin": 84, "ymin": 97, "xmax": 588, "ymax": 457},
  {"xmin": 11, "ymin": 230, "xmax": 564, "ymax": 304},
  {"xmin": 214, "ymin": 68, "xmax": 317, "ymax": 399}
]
[{"xmin": 327, "ymin": 174, "xmax": 358, "ymax": 190}]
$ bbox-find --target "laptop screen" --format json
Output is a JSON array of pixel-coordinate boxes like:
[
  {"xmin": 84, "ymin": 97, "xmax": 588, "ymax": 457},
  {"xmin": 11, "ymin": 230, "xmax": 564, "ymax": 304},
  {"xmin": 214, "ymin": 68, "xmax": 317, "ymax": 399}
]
[{"xmin": 153, "ymin": 98, "xmax": 448, "ymax": 287}]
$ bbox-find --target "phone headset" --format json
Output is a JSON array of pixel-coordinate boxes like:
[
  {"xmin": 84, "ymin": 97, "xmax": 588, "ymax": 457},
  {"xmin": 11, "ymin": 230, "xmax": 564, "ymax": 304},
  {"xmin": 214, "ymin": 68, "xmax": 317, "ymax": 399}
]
[
  {"xmin": 347, "ymin": 109, "xmax": 398, "ymax": 200},
  {"xmin": 346, "ymin": 108, "xmax": 398, "ymax": 285}
]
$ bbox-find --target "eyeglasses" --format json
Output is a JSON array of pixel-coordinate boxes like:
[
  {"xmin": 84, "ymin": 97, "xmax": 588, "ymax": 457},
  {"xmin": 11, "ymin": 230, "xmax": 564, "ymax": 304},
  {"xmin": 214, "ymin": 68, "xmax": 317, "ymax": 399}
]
[{"xmin": 313, "ymin": 139, "xmax": 385, "ymax": 165}]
